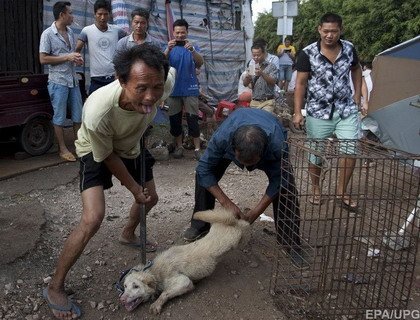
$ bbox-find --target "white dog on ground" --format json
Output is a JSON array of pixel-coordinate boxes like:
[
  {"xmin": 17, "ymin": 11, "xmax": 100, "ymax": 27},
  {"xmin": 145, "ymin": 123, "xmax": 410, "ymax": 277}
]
[{"xmin": 119, "ymin": 208, "xmax": 250, "ymax": 314}]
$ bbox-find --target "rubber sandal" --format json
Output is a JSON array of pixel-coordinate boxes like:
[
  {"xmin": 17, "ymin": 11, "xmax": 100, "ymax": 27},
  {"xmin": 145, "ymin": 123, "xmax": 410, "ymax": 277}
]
[
  {"xmin": 336, "ymin": 196, "xmax": 358, "ymax": 212},
  {"xmin": 118, "ymin": 237, "xmax": 157, "ymax": 252},
  {"xmin": 43, "ymin": 287, "xmax": 81, "ymax": 318},
  {"xmin": 59, "ymin": 152, "xmax": 77, "ymax": 162}
]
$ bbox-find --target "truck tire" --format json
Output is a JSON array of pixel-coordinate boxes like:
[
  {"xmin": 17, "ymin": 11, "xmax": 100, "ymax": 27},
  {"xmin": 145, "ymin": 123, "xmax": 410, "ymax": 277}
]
[{"xmin": 19, "ymin": 117, "xmax": 54, "ymax": 156}]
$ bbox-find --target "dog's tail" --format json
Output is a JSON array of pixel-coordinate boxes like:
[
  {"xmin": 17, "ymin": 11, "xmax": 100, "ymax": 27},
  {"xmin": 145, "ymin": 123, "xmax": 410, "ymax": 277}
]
[{"xmin": 193, "ymin": 208, "xmax": 239, "ymax": 226}]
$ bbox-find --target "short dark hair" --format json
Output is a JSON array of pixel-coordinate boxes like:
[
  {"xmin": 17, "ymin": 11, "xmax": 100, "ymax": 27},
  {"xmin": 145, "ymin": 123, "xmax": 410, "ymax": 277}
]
[
  {"xmin": 94, "ymin": 0, "xmax": 111, "ymax": 14},
  {"xmin": 251, "ymin": 42, "xmax": 266, "ymax": 53},
  {"xmin": 113, "ymin": 44, "xmax": 169, "ymax": 84},
  {"xmin": 173, "ymin": 19, "xmax": 189, "ymax": 30},
  {"xmin": 253, "ymin": 38, "xmax": 268, "ymax": 49},
  {"xmin": 53, "ymin": 1, "xmax": 71, "ymax": 20},
  {"xmin": 232, "ymin": 125, "xmax": 268, "ymax": 164},
  {"xmin": 320, "ymin": 12, "xmax": 342, "ymax": 28},
  {"xmin": 131, "ymin": 7, "xmax": 149, "ymax": 21}
]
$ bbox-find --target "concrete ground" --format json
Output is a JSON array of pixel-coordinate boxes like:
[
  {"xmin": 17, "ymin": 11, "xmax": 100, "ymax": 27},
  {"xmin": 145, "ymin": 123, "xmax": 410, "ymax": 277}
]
[{"xmin": 0, "ymin": 128, "xmax": 75, "ymax": 181}]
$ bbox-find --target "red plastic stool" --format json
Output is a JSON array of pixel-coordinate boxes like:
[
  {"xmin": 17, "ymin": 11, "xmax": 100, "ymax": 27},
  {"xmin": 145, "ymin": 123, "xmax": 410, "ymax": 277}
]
[
  {"xmin": 237, "ymin": 101, "xmax": 250, "ymax": 108},
  {"xmin": 215, "ymin": 100, "xmax": 236, "ymax": 121}
]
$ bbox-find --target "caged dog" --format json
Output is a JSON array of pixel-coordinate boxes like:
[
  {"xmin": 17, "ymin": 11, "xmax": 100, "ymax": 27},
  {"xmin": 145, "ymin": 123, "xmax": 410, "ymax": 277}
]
[{"xmin": 118, "ymin": 208, "xmax": 250, "ymax": 314}]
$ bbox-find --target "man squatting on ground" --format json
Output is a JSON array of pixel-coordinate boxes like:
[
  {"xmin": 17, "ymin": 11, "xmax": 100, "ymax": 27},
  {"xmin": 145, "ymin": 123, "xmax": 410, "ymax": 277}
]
[
  {"xmin": 42, "ymin": 44, "xmax": 175, "ymax": 319},
  {"xmin": 293, "ymin": 13, "xmax": 362, "ymax": 210},
  {"xmin": 243, "ymin": 42, "xmax": 278, "ymax": 114},
  {"xmin": 183, "ymin": 108, "xmax": 308, "ymax": 269}
]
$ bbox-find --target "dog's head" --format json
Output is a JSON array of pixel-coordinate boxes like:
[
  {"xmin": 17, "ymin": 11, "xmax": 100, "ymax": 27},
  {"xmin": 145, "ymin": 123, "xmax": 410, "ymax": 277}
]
[{"xmin": 119, "ymin": 270, "xmax": 157, "ymax": 312}]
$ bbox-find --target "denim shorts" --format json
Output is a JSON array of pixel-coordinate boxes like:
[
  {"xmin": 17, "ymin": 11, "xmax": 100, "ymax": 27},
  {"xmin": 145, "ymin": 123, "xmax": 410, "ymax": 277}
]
[
  {"xmin": 47, "ymin": 82, "xmax": 83, "ymax": 126},
  {"xmin": 306, "ymin": 111, "xmax": 359, "ymax": 164},
  {"xmin": 79, "ymin": 149, "xmax": 155, "ymax": 192},
  {"xmin": 278, "ymin": 65, "xmax": 293, "ymax": 81}
]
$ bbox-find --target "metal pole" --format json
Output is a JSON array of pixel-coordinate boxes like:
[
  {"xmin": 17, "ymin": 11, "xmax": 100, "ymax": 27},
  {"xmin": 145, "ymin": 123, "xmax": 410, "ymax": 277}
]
[
  {"xmin": 139, "ymin": 136, "xmax": 147, "ymax": 264},
  {"xmin": 179, "ymin": 0, "xmax": 184, "ymax": 20},
  {"xmin": 205, "ymin": 0, "xmax": 214, "ymax": 62},
  {"xmin": 282, "ymin": 0, "xmax": 287, "ymax": 44}
]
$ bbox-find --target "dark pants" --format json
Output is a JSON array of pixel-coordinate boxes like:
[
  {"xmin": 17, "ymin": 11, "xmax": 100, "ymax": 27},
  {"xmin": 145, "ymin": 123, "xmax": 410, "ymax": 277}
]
[
  {"xmin": 190, "ymin": 159, "xmax": 301, "ymax": 248},
  {"xmin": 89, "ymin": 76, "xmax": 115, "ymax": 95},
  {"xmin": 272, "ymin": 169, "xmax": 302, "ymax": 248},
  {"xmin": 169, "ymin": 111, "xmax": 200, "ymax": 138}
]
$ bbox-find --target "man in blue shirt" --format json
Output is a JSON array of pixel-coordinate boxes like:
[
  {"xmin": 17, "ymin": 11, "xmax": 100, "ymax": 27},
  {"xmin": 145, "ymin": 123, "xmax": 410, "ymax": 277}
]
[
  {"xmin": 183, "ymin": 108, "xmax": 307, "ymax": 268},
  {"xmin": 164, "ymin": 19, "xmax": 204, "ymax": 160}
]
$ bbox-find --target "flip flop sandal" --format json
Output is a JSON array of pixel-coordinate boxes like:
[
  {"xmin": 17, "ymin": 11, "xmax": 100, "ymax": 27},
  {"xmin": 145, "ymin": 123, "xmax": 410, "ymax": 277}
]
[
  {"xmin": 59, "ymin": 152, "xmax": 77, "ymax": 162},
  {"xmin": 118, "ymin": 237, "xmax": 157, "ymax": 252},
  {"xmin": 43, "ymin": 287, "xmax": 81, "ymax": 318},
  {"xmin": 336, "ymin": 197, "xmax": 358, "ymax": 213}
]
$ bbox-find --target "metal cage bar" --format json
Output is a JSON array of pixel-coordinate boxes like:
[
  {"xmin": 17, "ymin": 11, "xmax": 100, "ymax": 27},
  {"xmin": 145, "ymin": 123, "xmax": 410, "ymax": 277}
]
[{"xmin": 270, "ymin": 138, "xmax": 420, "ymax": 319}]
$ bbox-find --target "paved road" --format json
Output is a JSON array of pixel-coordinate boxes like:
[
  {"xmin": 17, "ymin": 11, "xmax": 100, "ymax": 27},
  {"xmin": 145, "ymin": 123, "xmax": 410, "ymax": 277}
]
[{"xmin": 0, "ymin": 127, "xmax": 75, "ymax": 180}]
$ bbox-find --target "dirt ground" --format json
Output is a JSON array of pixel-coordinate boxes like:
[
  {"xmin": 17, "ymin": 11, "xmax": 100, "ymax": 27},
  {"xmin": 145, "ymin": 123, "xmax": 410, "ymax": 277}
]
[
  {"xmin": 0, "ymin": 146, "xmax": 288, "ymax": 320},
  {"xmin": 0, "ymin": 127, "xmax": 419, "ymax": 320}
]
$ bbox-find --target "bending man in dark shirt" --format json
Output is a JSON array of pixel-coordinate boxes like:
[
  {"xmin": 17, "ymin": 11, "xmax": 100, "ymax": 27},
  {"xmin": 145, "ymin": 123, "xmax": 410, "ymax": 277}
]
[{"xmin": 183, "ymin": 108, "xmax": 307, "ymax": 268}]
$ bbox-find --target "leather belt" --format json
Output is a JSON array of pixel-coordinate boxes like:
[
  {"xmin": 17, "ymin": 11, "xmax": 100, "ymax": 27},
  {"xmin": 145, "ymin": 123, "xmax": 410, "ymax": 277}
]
[{"xmin": 253, "ymin": 96, "xmax": 274, "ymax": 101}]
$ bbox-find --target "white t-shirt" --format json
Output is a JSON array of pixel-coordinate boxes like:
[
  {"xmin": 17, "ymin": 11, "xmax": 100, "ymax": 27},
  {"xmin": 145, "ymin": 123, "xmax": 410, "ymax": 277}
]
[
  {"xmin": 288, "ymin": 70, "xmax": 297, "ymax": 91},
  {"xmin": 363, "ymin": 69, "xmax": 373, "ymax": 101},
  {"xmin": 78, "ymin": 24, "xmax": 126, "ymax": 77},
  {"xmin": 238, "ymin": 71, "xmax": 252, "ymax": 96},
  {"xmin": 75, "ymin": 68, "xmax": 176, "ymax": 162}
]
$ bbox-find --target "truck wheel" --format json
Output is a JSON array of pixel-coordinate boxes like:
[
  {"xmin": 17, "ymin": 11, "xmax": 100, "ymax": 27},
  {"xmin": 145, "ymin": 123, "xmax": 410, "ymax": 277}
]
[{"xmin": 20, "ymin": 117, "xmax": 54, "ymax": 156}]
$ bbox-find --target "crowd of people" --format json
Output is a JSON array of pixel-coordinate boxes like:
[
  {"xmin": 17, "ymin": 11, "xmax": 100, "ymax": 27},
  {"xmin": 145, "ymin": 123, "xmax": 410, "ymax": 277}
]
[{"xmin": 39, "ymin": 2, "xmax": 369, "ymax": 319}]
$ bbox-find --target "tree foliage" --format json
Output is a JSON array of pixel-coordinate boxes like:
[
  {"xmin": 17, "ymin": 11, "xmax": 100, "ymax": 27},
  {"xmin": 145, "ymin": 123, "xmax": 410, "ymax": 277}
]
[
  {"xmin": 253, "ymin": 11, "xmax": 278, "ymax": 53},
  {"xmin": 253, "ymin": 0, "xmax": 420, "ymax": 62}
]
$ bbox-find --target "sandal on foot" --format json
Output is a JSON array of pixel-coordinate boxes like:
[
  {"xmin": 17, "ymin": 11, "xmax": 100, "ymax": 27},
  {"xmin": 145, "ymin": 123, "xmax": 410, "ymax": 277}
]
[
  {"xmin": 59, "ymin": 152, "xmax": 77, "ymax": 162},
  {"xmin": 43, "ymin": 287, "xmax": 81, "ymax": 319},
  {"xmin": 308, "ymin": 195, "xmax": 322, "ymax": 205},
  {"xmin": 118, "ymin": 236, "xmax": 157, "ymax": 252},
  {"xmin": 336, "ymin": 196, "xmax": 358, "ymax": 212}
]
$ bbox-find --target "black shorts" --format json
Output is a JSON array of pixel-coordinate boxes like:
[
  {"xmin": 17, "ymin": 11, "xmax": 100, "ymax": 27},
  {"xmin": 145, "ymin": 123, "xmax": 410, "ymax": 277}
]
[{"xmin": 79, "ymin": 149, "xmax": 155, "ymax": 192}]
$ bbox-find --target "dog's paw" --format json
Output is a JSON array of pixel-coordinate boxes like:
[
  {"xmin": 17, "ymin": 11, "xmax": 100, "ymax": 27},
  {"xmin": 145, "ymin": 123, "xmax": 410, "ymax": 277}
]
[{"xmin": 149, "ymin": 302, "xmax": 162, "ymax": 315}]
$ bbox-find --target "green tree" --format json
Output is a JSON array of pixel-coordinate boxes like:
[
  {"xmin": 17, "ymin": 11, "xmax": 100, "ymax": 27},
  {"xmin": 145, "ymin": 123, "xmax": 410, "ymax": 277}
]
[
  {"xmin": 253, "ymin": 11, "xmax": 278, "ymax": 53},
  {"xmin": 293, "ymin": 0, "xmax": 343, "ymax": 49},
  {"xmin": 254, "ymin": 0, "xmax": 420, "ymax": 62},
  {"xmin": 342, "ymin": 0, "xmax": 420, "ymax": 61}
]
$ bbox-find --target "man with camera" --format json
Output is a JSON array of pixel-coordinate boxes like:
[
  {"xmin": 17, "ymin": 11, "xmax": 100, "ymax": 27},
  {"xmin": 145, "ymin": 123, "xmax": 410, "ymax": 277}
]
[
  {"xmin": 243, "ymin": 42, "xmax": 278, "ymax": 114},
  {"xmin": 164, "ymin": 19, "xmax": 204, "ymax": 160}
]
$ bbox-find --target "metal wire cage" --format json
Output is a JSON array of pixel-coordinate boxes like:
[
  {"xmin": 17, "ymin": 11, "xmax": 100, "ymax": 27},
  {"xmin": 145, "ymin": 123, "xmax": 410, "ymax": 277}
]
[{"xmin": 270, "ymin": 138, "xmax": 420, "ymax": 319}]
